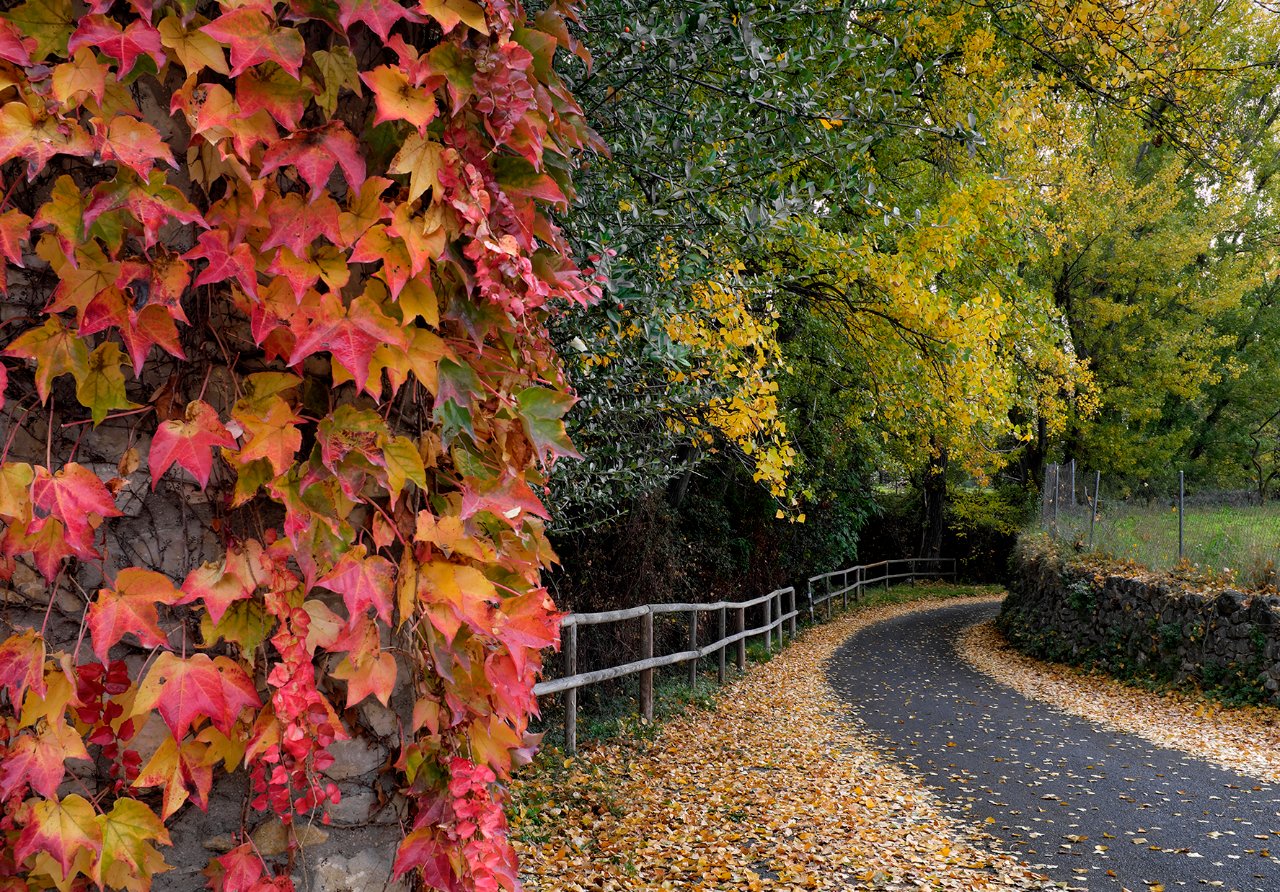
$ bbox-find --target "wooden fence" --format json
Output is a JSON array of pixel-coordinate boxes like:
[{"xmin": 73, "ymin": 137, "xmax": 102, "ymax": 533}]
[{"xmin": 534, "ymin": 557, "xmax": 956, "ymax": 753}]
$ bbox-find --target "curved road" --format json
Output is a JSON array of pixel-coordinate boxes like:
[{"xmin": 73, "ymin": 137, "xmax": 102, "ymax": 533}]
[{"xmin": 828, "ymin": 601, "xmax": 1280, "ymax": 891}]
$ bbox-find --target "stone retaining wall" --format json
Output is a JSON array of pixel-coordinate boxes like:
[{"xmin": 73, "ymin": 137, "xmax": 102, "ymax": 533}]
[{"xmin": 999, "ymin": 536, "xmax": 1280, "ymax": 704}]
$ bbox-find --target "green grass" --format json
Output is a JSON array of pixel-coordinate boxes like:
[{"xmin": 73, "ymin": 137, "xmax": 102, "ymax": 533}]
[{"xmin": 1050, "ymin": 502, "xmax": 1280, "ymax": 588}]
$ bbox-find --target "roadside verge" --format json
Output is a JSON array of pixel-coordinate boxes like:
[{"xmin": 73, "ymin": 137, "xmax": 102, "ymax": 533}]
[{"xmin": 961, "ymin": 620, "xmax": 1280, "ymax": 783}]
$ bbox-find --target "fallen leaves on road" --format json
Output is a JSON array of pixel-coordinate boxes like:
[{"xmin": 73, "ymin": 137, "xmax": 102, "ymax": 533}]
[
  {"xmin": 960, "ymin": 621, "xmax": 1280, "ymax": 783},
  {"xmin": 512, "ymin": 595, "xmax": 1048, "ymax": 891}
]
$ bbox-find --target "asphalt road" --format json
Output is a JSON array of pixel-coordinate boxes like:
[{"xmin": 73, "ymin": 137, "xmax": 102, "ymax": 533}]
[{"xmin": 827, "ymin": 601, "xmax": 1280, "ymax": 891}]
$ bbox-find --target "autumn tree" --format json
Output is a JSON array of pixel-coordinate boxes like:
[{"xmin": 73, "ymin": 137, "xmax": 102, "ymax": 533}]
[{"xmin": 0, "ymin": 0, "xmax": 602, "ymax": 889}]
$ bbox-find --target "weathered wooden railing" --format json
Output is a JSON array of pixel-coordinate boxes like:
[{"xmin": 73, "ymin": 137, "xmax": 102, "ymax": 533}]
[
  {"xmin": 535, "ymin": 557, "xmax": 956, "ymax": 753},
  {"xmin": 806, "ymin": 557, "xmax": 956, "ymax": 619}
]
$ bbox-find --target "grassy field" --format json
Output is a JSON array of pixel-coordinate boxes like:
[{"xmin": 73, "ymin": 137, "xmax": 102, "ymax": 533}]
[{"xmin": 1050, "ymin": 502, "xmax": 1280, "ymax": 588}]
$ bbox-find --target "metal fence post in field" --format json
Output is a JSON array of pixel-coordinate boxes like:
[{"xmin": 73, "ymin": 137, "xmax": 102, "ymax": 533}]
[
  {"xmin": 564, "ymin": 622, "xmax": 577, "ymax": 756},
  {"xmin": 1089, "ymin": 470, "xmax": 1100, "ymax": 552},
  {"xmin": 1178, "ymin": 470, "xmax": 1185, "ymax": 563},
  {"xmin": 640, "ymin": 609, "xmax": 654, "ymax": 722},
  {"xmin": 1052, "ymin": 463, "xmax": 1060, "ymax": 536}
]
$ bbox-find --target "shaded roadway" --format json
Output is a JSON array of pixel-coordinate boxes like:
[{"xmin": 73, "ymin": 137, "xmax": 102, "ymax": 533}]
[{"xmin": 827, "ymin": 601, "xmax": 1280, "ymax": 891}]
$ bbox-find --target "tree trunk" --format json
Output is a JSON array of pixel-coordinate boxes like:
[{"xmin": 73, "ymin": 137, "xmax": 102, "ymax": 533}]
[{"xmin": 918, "ymin": 443, "xmax": 948, "ymax": 559}]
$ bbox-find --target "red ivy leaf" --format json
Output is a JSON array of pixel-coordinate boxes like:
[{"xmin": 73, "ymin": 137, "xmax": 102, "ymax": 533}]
[
  {"xmin": 335, "ymin": 0, "xmax": 409, "ymax": 42},
  {"xmin": 0, "ymin": 629, "xmax": 46, "ymax": 708},
  {"xmin": 289, "ymin": 294, "xmax": 406, "ymax": 393},
  {"xmin": 150, "ymin": 399, "xmax": 236, "ymax": 489},
  {"xmin": 260, "ymin": 192, "xmax": 342, "ymax": 256},
  {"xmin": 68, "ymin": 15, "xmax": 164, "ymax": 77},
  {"xmin": 183, "ymin": 229, "xmax": 258, "ymax": 298},
  {"xmin": 31, "ymin": 462, "xmax": 122, "ymax": 557},
  {"xmin": 0, "ymin": 19, "xmax": 35, "ymax": 66},
  {"xmin": 317, "ymin": 545, "xmax": 395, "ymax": 624},
  {"xmin": 392, "ymin": 828, "xmax": 453, "ymax": 885},
  {"xmin": 260, "ymin": 122, "xmax": 366, "ymax": 198},
  {"xmin": 210, "ymin": 843, "xmax": 265, "ymax": 892},
  {"xmin": 200, "ymin": 10, "xmax": 304, "ymax": 78},
  {"xmin": 133, "ymin": 652, "xmax": 260, "ymax": 740}
]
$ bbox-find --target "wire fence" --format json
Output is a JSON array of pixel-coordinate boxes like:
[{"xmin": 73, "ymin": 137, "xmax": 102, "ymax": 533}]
[{"xmin": 1041, "ymin": 461, "xmax": 1280, "ymax": 589}]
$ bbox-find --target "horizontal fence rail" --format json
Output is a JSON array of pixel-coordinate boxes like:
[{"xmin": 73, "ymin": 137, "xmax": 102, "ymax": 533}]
[{"xmin": 537, "ymin": 557, "xmax": 955, "ymax": 753}]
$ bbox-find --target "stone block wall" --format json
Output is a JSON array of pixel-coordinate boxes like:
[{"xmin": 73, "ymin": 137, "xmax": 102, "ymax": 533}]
[{"xmin": 999, "ymin": 536, "xmax": 1280, "ymax": 704}]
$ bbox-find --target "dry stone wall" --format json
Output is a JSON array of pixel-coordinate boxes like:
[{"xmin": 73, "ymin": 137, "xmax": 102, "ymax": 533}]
[{"xmin": 1000, "ymin": 536, "xmax": 1280, "ymax": 704}]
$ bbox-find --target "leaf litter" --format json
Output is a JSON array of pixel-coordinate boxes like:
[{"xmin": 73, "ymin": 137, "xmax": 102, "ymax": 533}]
[
  {"xmin": 960, "ymin": 620, "xmax": 1280, "ymax": 783},
  {"xmin": 511, "ymin": 595, "xmax": 1050, "ymax": 890}
]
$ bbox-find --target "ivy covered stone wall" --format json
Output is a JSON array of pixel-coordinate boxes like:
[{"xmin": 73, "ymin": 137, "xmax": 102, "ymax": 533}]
[{"xmin": 1000, "ymin": 537, "xmax": 1280, "ymax": 704}]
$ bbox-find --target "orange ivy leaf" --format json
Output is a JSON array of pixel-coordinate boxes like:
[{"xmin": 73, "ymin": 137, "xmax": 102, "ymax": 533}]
[
  {"xmin": 3, "ymin": 316, "xmax": 89, "ymax": 402},
  {"xmin": 0, "ymin": 721, "xmax": 87, "ymax": 799},
  {"xmin": 95, "ymin": 797, "xmax": 172, "ymax": 889},
  {"xmin": 232, "ymin": 396, "xmax": 301, "ymax": 477},
  {"xmin": 87, "ymin": 568, "xmax": 182, "ymax": 661},
  {"xmin": 133, "ymin": 735, "xmax": 214, "ymax": 819},
  {"xmin": 94, "ymin": 115, "xmax": 177, "ymax": 178},
  {"xmin": 0, "ymin": 207, "xmax": 31, "ymax": 270},
  {"xmin": 14, "ymin": 793, "xmax": 102, "ymax": 878},
  {"xmin": 362, "ymin": 65, "xmax": 439, "ymax": 132}
]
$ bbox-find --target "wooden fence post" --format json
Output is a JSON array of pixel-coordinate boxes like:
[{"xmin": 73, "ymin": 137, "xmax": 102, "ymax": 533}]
[
  {"xmin": 717, "ymin": 606, "xmax": 726, "ymax": 684},
  {"xmin": 841, "ymin": 571, "xmax": 848, "ymax": 610},
  {"xmin": 825, "ymin": 575, "xmax": 832, "ymax": 619},
  {"xmin": 640, "ymin": 609, "xmax": 653, "ymax": 723},
  {"xmin": 687, "ymin": 608, "xmax": 698, "ymax": 689},
  {"xmin": 788, "ymin": 588, "xmax": 797, "ymax": 637},
  {"xmin": 736, "ymin": 606, "xmax": 746, "ymax": 670},
  {"xmin": 564, "ymin": 622, "xmax": 577, "ymax": 755},
  {"xmin": 855, "ymin": 565, "xmax": 862, "ymax": 602},
  {"xmin": 764, "ymin": 596, "xmax": 773, "ymax": 653},
  {"xmin": 807, "ymin": 579, "xmax": 814, "ymax": 623}
]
